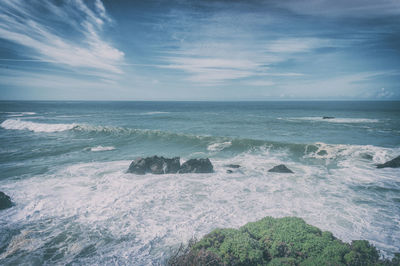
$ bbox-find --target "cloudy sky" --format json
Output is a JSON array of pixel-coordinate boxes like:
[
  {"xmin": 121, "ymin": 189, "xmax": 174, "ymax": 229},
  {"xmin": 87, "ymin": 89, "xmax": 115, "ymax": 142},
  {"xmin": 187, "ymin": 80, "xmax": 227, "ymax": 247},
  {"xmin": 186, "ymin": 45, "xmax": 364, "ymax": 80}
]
[{"xmin": 0, "ymin": 0, "xmax": 399, "ymax": 100}]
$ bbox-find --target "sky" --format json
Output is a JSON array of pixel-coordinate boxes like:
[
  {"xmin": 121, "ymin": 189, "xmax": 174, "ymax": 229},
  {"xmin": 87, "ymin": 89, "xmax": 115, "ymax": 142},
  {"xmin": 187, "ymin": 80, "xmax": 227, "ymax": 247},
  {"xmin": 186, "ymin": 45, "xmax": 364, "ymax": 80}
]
[{"xmin": 0, "ymin": 0, "xmax": 399, "ymax": 100}]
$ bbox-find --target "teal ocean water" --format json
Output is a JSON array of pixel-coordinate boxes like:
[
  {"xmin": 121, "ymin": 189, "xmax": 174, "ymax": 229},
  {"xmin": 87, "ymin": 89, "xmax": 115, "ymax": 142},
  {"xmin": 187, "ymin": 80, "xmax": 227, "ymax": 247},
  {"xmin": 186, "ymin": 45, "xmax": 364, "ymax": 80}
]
[{"xmin": 0, "ymin": 101, "xmax": 399, "ymax": 264}]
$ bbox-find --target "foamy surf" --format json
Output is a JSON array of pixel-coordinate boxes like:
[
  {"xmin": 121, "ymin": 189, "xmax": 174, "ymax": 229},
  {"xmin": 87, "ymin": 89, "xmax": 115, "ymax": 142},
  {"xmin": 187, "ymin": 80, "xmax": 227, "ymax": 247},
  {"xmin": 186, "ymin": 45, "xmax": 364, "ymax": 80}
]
[
  {"xmin": 90, "ymin": 146, "xmax": 116, "ymax": 152},
  {"xmin": 1, "ymin": 154, "xmax": 399, "ymax": 264},
  {"xmin": 207, "ymin": 141, "xmax": 232, "ymax": 151},
  {"xmin": 285, "ymin": 117, "xmax": 380, "ymax": 123},
  {"xmin": 0, "ymin": 119, "xmax": 76, "ymax": 133}
]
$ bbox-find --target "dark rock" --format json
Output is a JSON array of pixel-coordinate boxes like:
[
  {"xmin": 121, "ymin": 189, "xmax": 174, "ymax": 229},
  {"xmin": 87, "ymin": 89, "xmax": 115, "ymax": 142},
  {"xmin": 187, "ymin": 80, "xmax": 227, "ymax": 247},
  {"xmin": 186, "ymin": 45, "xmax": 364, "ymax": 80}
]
[
  {"xmin": 225, "ymin": 164, "xmax": 240, "ymax": 169},
  {"xmin": 317, "ymin": 150, "xmax": 328, "ymax": 156},
  {"xmin": 128, "ymin": 156, "xmax": 180, "ymax": 174},
  {"xmin": 268, "ymin": 164, "xmax": 294, "ymax": 173},
  {"xmin": 226, "ymin": 170, "xmax": 233, "ymax": 174},
  {"xmin": 128, "ymin": 157, "xmax": 147, "ymax": 175},
  {"xmin": 0, "ymin": 191, "xmax": 13, "ymax": 210},
  {"xmin": 322, "ymin": 116, "xmax": 335, "ymax": 119},
  {"xmin": 377, "ymin": 155, "xmax": 400, "ymax": 169},
  {"xmin": 361, "ymin": 153, "xmax": 373, "ymax": 160},
  {"xmin": 179, "ymin": 158, "xmax": 214, "ymax": 174}
]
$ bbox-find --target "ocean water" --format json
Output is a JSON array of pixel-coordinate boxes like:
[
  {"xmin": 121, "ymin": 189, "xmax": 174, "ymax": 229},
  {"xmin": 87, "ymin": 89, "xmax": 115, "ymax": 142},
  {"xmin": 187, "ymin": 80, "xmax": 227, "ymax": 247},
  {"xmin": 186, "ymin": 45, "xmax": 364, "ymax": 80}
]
[{"xmin": 0, "ymin": 101, "xmax": 399, "ymax": 265}]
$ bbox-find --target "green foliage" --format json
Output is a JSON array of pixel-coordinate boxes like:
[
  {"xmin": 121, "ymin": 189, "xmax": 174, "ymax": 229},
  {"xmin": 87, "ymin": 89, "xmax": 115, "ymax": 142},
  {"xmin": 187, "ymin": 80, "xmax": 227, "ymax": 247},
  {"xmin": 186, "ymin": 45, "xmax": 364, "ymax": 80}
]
[
  {"xmin": 169, "ymin": 216, "xmax": 399, "ymax": 266},
  {"xmin": 344, "ymin": 240, "xmax": 380, "ymax": 266},
  {"xmin": 194, "ymin": 228, "xmax": 266, "ymax": 265}
]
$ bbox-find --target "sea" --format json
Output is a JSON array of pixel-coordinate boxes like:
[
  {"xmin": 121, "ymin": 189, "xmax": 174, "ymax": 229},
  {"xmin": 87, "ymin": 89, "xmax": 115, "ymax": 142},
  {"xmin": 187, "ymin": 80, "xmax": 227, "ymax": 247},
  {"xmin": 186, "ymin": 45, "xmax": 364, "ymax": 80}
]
[{"xmin": 0, "ymin": 101, "xmax": 399, "ymax": 265}]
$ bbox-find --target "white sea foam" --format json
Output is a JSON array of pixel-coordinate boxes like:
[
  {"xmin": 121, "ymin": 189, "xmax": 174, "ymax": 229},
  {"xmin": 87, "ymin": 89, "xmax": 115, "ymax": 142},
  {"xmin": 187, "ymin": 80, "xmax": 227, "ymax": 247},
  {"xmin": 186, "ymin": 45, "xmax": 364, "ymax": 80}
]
[
  {"xmin": 1, "ymin": 119, "xmax": 76, "ymax": 132},
  {"xmin": 139, "ymin": 111, "xmax": 170, "ymax": 115},
  {"xmin": 1, "ymin": 148, "xmax": 398, "ymax": 264},
  {"xmin": 207, "ymin": 141, "xmax": 232, "ymax": 151},
  {"xmin": 90, "ymin": 146, "xmax": 116, "ymax": 152},
  {"xmin": 4, "ymin": 112, "xmax": 36, "ymax": 117},
  {"xmin": 286, "ymin": 117, "xmax": 380, "ymax": 123}
]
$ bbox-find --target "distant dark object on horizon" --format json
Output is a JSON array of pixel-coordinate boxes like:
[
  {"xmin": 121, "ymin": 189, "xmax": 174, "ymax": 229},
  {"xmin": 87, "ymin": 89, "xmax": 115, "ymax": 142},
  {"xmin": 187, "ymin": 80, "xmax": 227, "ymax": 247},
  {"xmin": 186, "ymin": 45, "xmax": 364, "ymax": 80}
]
[
  {"xmin": 322, "ymin": 116, "xmax": 335, "ymax": 119},
  {"xmin": 128, "ymin": 156, "xmax": 214, "ymax": 174},
  {"xmin": 268, "ymin": 164, "xmax": 294, "ymax": 173},
  {"xmin": 377, "ymin": 155, "xmax": 400, "ymax": 169},
  {"xmin": 0, "ymin": 191, "xmax": 13, "ymax": 210}
]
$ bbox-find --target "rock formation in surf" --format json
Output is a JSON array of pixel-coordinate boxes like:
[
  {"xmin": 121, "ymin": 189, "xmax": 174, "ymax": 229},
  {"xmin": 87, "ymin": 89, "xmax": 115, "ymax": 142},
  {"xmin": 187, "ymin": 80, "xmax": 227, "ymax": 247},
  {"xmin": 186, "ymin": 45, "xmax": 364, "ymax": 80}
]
[
  {"xmin": 376, "ymin": 155, "xmax": 400, "ymax": 169},
  {"xmin": 179, "ymin": 158, "xmax": 214, "ymax": 173},
  {"xmin": 0, "ymin": 191, "xmax": 13, "ymax": 210},
  {"xmin": 268, "ymin": 164, "xmax": 294, "ymax": 173},
  {"xmin": 128, "ymin": 156, "xmax": 180, "ymax": 174},
  {"xmin": 128, "ymin": 156, "xmax": 214, "ymax": 174}
]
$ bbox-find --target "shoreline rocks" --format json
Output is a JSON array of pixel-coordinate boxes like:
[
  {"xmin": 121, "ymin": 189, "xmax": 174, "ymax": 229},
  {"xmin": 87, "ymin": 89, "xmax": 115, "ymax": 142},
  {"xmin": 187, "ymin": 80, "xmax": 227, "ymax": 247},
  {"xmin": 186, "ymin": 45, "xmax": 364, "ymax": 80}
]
[
  {"xmin": 179, "ymin": 158, "xmax": 214, "ymax": 174},
  {"xmin": 0, "ymin": 191, "xmax": 13, "ymax": 210},
  {"xmin": 322, "ymin": 116, "xmax": 335, "ymax": 119},
  {"xmin": 128, "ymin": 156, "xmax": 181, "ymax": 175},
  {"xmin": 377, "ymin": 155, "xmax": 400, "ymax": 169},
  {"xmin": 128, "ymin": 156, "xmax": 214, "ymax": 174},
  {"xmin": 268, "ymin": 164, "xmax": 294, "ymax": 173}
]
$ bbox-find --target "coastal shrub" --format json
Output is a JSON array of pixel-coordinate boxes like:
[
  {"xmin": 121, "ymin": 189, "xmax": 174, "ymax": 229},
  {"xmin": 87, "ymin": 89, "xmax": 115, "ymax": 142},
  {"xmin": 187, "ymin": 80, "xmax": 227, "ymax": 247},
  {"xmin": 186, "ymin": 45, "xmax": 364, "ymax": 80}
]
[{"xmin": 168, "ymin": 216, "xmax": 399, "ymax": 266}]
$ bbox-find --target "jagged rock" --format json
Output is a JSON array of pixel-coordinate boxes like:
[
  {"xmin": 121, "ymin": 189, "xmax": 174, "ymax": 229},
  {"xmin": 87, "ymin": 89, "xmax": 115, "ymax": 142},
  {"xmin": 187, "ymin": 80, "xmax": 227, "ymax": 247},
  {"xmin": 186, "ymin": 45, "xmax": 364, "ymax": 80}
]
[
  {"xmin": 226, "ymin": 170, "xmax": 233, "ymax": 174},
  {"xmin": 322, "ymin": 116, "xmax": 335, "ymax": 119},
  {"xmin": 179, "ymin": 158, "xmax": 214, "ymax": 173},
  {"xmin": 225, "ymin": 164, "xmax": 240, "ymax": 169},
  {"xmin": 0, "ymin": 191, "xmax": 13, "ymax": 210},
  {"xmin": 268, "ymin": 164, "xmax": 294, "ymax": 173},
  {"xmin": 377, "ymin": 155, "xmax": 400, "ymax": 169},
  {"xmin": 128, "ymin": 156, "xmax": 180, "ymax": 174}
]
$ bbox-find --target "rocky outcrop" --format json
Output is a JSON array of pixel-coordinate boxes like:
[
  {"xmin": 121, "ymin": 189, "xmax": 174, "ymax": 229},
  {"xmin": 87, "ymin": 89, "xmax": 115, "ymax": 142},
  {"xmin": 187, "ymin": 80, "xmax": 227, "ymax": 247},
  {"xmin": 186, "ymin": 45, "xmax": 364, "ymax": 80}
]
[
  {"xmin": 377, "ymin": 155, "xmax": 400, "ymax": 169},
  {"xmin": 0, "ymin": 191, "xmax": 13, "ymax": 210},
  {"xmin": 268, "ymin": 164, "xmax": 294, "ymax": 173},
  {"xmin": 322, "ymin": 116, "xmax": 335, "ymax": 119},
  {"xmin": 128, "ymin": 157, "xmax": 214, "ymax": 174},
  {"xmin": 128, "ymin": 156, "xmax": 180, "ymax": 174},
  {"xmin": 179, "ymin": 158, "xmax": 214, "ymax": 174}
]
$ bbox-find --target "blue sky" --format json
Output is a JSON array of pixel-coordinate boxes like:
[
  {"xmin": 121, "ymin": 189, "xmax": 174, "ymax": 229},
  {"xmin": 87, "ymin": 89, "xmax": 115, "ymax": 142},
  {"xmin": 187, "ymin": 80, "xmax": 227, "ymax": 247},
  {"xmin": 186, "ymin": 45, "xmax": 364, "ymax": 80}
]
[{"xmin": 0, "ymin": 0, "xmax": 399, "ymax": 100}]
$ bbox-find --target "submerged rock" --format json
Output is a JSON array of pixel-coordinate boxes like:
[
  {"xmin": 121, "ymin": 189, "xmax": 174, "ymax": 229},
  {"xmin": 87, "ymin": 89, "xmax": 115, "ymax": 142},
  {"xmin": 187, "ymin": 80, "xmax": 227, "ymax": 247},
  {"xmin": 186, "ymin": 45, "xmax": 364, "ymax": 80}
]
[
  {"xmin": 323, "ymin": 116, "xmax": 335, "ymax": 119},
  {"xmin": 0, "ymin": 191, "xmax": 13, "ymax": 210},
  {"xmin": 226, "ymin": 170, "xmax": 233, "ymax": 174},
  {"xmin": 225, "ymin": 164, "xmax": 240, "ymax": 169},
  {"xmin": 179, "ymin": 158, "xmax": 214, "ymax": 173},
  {"xmin": 268, "ymin": 164, "xmax": 294, "ymax": 173},
  {"xmin": 377, "ymin": 155, "xmax": 400, "ymax": 169},
  {"xmin": 168, "ymin": 216, "xmax": 397, "ymax": 266},
  {"xmin": 128, "ymin": 156, "xmax": 180, "ymax": 174}
]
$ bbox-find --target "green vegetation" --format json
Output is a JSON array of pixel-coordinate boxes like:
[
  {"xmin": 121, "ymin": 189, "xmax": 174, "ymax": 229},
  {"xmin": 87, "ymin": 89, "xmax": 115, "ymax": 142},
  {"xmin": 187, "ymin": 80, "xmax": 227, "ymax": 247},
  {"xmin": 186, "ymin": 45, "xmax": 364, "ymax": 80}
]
[{"xmin": 168, "ymin": 217, "xmax": 399, "ymax": 266}]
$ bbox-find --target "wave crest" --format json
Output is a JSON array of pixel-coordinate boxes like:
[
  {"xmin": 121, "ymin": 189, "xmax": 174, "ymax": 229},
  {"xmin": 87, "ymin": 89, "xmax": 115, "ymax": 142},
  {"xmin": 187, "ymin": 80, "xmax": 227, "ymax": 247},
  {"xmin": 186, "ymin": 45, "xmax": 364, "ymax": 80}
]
[{"xmin": 1, "ymin": 119, "xmax": 76, "ymax": 133}]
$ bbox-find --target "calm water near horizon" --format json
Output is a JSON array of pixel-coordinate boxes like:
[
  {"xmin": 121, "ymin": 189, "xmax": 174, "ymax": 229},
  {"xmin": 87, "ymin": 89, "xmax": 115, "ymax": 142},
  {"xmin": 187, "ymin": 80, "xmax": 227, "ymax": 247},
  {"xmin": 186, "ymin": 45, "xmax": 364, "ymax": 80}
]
[{"xmin": 0, "ymin": 101, "xmax": 399, "ymax": 264}]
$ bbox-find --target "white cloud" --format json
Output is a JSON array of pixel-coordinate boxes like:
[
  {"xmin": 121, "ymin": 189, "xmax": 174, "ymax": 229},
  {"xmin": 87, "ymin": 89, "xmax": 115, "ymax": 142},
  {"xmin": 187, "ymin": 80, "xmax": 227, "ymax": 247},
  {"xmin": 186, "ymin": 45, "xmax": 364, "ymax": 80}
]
[
  {"xmin": 0, "ymin": 0, "xmax": 124, "ymax": 75},
  {"xmin": 266, "ymin": 38, "xmax": 331, "ymax": 53},
  {"xmin": 275, "ymin": 0, "xmax": 400, "ymax": 18}
]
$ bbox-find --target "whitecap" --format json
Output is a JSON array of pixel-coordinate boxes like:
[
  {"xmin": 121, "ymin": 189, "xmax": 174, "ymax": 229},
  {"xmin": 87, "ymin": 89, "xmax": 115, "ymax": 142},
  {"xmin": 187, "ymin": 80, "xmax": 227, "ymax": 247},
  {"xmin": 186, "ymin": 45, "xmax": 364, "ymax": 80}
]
[
  {"xmin": 90, "ymin": 146, "xmax": 116, "ymax": 152},
  {"xmin": 207, "ymin": 141, "xmax": 232, "ymax": 151},
  {"xmin": 285, "ymin": 117, "xmax": 379, "ymax": 123},
  {"xmin": 0, "ymin": 119, "xmax": 75, "ymax": 133},
  {"xmin": 139, "ymin": 111, "xmax": 170, "ymax": 115}
]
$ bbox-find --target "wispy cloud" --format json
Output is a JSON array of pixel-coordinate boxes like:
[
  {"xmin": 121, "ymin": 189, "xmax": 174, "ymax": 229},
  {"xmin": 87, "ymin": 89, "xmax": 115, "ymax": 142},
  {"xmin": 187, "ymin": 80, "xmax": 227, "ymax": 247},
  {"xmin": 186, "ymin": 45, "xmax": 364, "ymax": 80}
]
[
  {"xmin": 265, "ymin": 38, "xmax": 332, "ymax": 53},
  {"xmin": 0, "ymin": 0, "xmax": 124, "ymax": 76},
  {"xmin": 275, "ymin": 0, "xmax": 400, "ymax": 18}
]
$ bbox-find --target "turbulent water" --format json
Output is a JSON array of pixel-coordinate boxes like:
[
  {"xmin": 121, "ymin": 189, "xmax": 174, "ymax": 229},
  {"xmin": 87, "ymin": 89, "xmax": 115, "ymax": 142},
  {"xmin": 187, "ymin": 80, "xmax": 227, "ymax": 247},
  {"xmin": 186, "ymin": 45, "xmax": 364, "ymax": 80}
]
[{"xmin": 0, "ymin": 101, "xmax": 399, "ymax": 265}]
